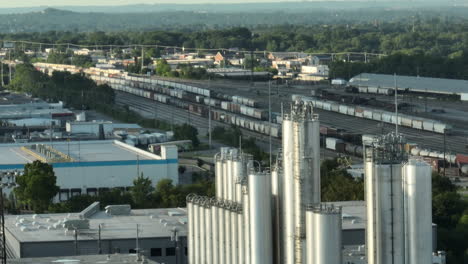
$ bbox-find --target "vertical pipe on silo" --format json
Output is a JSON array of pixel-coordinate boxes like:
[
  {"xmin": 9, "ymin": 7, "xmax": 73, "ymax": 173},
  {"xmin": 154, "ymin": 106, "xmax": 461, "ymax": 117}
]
[
  {"xmin": 403, "ymin": 159, "xmax": 432, "ymax": 264},
  {"xmin": 282, "ymin": 118, "xmax": 295, "ymax": 264},
  {"xmin": 249, "ymin": 172, "xmax": 273, "ymax": 264},
  {"xmin": 242, "ymin": 183, "xmax": 251, "ymax": 264},
  {"xmin": 306, "ymin": 205, "xmax": 342, "ymax": 264},
  {"xmin": 211, "ymin": 199, "xmax": 219, "ymax": 264}
]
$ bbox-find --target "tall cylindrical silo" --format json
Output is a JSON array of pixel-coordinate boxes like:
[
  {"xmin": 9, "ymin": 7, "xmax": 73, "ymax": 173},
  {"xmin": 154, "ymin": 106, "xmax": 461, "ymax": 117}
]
[
  {"xmin": 205, "ymin": 203, "xmax": 213, "ymax": 264},
  {"xmin": 193, "ymin": 199, "xmax": 200, "ymax": 264},
  {"xmin": 218, "ymin": 205, "xmax": 226, "ymax": 264},
  {"xmin": 231, "ymin": 207, "xmax": 238, "ymax": 264},
  {"xmin": 306, "ymin": 204, "xmax": 342, "ymax": 264},
  {"xmin": 215, "ymin": 155, "xmax": 223, "ymax": 199},
  {"xmin": 227, "ymin": 158, "xmax": 234, "ymax": 201},
  {"xmin": 223, "ymin": 159, "xmax": 229, "ymax": 201},
  {"xmin": 249, "ymin": 172, "xmax": 273, "ymax": 264},
  {"xmin": 271, "ymin": 165, "xmax": 282, "ymax": 264},
  {"xmin": 224, "ymin": 202, "xmax": 232, "ymax": 264},
  {"xmin": 211, "ymin": 199, "xmax": 219, "ymax": 264},
  {"xmin": 237, "ymin": 210, "xmax": 245, "ymax": 264},
  {"xmin": 365, "ymin": 133, "xmax": 407, "ymax": 264},
  {"xmin": 186, "ymin": 195, "xmax": 195, "ymax": 264},
  {"xmin": 199, "ymin": 198, "xmax": 207, "ymax": 264},
  {"xmin": 242, "ymin": 183, "xmax": 251, "ymax": 264},
  {"xmin": 403, "ymin": 159, "xmax": 432, "ymax": 264},
  {"xmin": 282, "ymin": 117, "xmax": 295, "ymax": 264}
]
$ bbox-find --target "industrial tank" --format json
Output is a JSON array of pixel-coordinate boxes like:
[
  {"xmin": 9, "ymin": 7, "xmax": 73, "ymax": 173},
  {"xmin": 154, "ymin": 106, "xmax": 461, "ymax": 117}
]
[
  {"xmin": 242, "ymin": 182, "xmax": 251, "ymax": 264},
  {"xmin": 215, "ymin": 154, "xmax": 223, "ymax": 199},
  {"xmin": 282, "ymin": 117, "xmax": 295, "ymax": 264},
  {"xmin": 306, "ymin": 204, "xmax": 342, "ymax": 264},
  {"xmin": 210, "ymin": 198, "xmax": 219, "ymax": 264},
  {"xmin": 249, "ymin": 172, "xmax": 273, "ymax": 264},
  {"xmin": 365, "ymin": 133, "xmax": 407, "ymax": 264},
  {"xmin": 403, "ymin": 159, "xmax": 432, "ymax": 264},
  {"xmin": 186, "ymin": 195, "xmax": 195, "ymax": 264}
]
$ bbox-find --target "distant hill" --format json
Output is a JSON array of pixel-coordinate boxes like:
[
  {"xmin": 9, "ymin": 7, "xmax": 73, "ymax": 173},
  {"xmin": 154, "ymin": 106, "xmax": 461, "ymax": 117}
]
[{"xmin": 0, "ymin": 2, "xmax": 466, "ymax": 33}]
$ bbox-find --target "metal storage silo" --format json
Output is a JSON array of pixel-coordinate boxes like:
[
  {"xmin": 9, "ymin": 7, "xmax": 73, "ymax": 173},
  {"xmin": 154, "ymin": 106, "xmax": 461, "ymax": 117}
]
[
  {"xmin": 193, "ymin": 197, "xmax": 201, "ymax": 264},
  {"xmin": 365, "ymin": 133, "xmax": 407, "ymax": 264},
  {"xmin": 224, "ymin": 202, "xmax": 232, "ymax": 264},
  {"xmin": 231, "ymin": 205, "xmax": 239, "ymax": 264},
  {"xmin": 306, "ymin": 204, "xmax": 342, "ymax": 264},
  {"xmin": 282, "ymin": 117, "xmax": 295, "ymax": 264},
  {"xmin": 199, "ymin": 198, "xmax": 207, "ymax": 264},
  {"xmin": 215, "ymin": 154, "xmax": 223, "ymax": 199},
  {"xmin": 403, "ymin": 159, "xmax": 432, "ymax": 264},
  {"xmin": 218, "ymin": 204, "xmax": 226, "ymax": 264},
  {"xmin": 249, "ymin": 172, "xmax": 273, "ymax": 264},
  {"xmin": 186, "ymin": 194, "xmax": 195, "ymax": 264},
  {"xmin": 271, "ymin": 164, "xmax": 283, "ymax": 264},
  {"xmin": 210, "ymin": 198, "xmax": 219, "ymax": 264},
  {"xmin": 237, "ymin": 210, "xmax": 245, "ymax": 264},
  {"xmin": 204, "ymin": 201, "xmax": 213, "ymax": 264},
  {"xmin": 227, "ymin": 158, "xmax": 234, "ymax": 201},
  {"xmin": 223, "ymin": 159, "xmax": 229, "ymax": 201}
]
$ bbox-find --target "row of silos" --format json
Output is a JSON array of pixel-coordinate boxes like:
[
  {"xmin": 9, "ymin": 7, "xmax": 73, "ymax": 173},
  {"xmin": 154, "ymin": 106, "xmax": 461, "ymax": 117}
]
[
  {"xmin": 215, "ymin": 147, "xmax": 244, "ymax": 203},
  {"xmin": 364, "ymin": 133, "xmax": 433, "ymax": 264}
]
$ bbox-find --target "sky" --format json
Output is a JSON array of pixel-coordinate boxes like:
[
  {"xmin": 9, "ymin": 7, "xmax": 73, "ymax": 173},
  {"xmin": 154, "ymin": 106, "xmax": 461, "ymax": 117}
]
[{"xmin": 0, "ymin": 0, "xmax": 316, "ymax": 8}]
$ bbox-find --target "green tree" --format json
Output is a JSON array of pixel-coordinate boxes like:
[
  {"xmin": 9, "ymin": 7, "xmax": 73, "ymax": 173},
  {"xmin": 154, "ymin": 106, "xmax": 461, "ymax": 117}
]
[
  {"xmin": 131, "ymin": 174, "xmax": 153, "ymax": 208},
  {"xmin": 174, "ymin": 124, "xmax": 200, "ymax": 147},
  {"xmin": 320, "ymin": 159, "xmax": 364, "ymax": 202},
  {"xmin": 14, "ymin": 161, "xmax": 59, "ymax": 213}
]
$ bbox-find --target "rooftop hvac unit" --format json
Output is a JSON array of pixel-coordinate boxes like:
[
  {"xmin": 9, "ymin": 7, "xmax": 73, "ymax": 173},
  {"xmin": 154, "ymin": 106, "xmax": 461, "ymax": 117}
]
[{"xmin": 105, "ymin": 204, "xmax": 131, "ymax": 216}]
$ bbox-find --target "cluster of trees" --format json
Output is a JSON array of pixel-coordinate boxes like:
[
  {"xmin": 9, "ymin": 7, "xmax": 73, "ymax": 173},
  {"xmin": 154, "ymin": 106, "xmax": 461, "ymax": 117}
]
[
  {"xmin": 330, "ymin": 51, "xmax": 468, "ymax": 80},
  {"xmin": 320, "ymin": 159, "xmax": 364, "ymax": 202},
  {"xmin": 3, "ymin": 20, "xmax": 468, "ymax": 58},
  {"xmin": 431, "ymin": 174, "xmax": 468, "ymax": 263},
  {"xmin": 153, "ymin": 59, "xmax": 209, "ymax": 79}
]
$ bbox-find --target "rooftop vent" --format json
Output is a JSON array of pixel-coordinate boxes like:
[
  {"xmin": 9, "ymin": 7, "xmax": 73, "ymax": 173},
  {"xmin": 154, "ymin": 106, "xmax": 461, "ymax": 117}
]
[
  {"xmin": 105, "ymin": 204, "xmax": 131, "ymax": 216},
  {"xmin": 79, "ymin": 201, "xmax": 100, "ymax": 219},
  {"xmin": 168, "ymin": 211, "xmax": 184, "ymax": 217}
]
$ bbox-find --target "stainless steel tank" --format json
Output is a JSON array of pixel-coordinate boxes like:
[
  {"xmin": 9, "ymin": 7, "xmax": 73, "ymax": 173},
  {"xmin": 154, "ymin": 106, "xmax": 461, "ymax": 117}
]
[
  {"xmin": 249, "ymin": 172, "xmax": 273, "ymax": 264},
  {"xmin": 211, "ymin": 198, "xmax": 219, "ymax": 264},
  {"xmin": 237, "ymin": 210, "xmax": 245, "ymax": 264},
  {"xmin": 223, "ymin": 159, "xmax": 228, "ymax": 201},
  {"xmin": 282, "ymin": 117, "xmax": 295, "ymax": 264},
  {"xmin": 218, "ymin": 204, "xmax": 226, "ymax": 264},
  {"xmin": 205, "ymin": 202, "xmax": 213, "ymax": 264},
  {"xmin": 231, "ymin": 207, "xmax": 238, "ymax": 264},
  {"xmin": 365, "ymin": 133, "xmax": 407, "ymax": 264},
  {"xmin": 199, "ymin": 198, "xmax": 207, "ymax": 264},
  {"xmin": 225, "ymin": 202, "xmax": 232, "ymax": 264},
  {"xmin": 193, "ymin": 198, "xmax": 200, "ymax": 264},
  {"xmin": 227, "ymin": 158, "xmax": 234, "ymax": 201},
  {"xmin": 403, "ymin": 159, "xmax": 432, "ymax": 264},
  {"xmin": 271, "ymin": 165, "xmax": 282, "ymax": 264},
  {"xmin": 215, "ymin": 154, "xmax": 223, "ymax": 199},
  {"xmin": 306, "ymin": 204, "xmax": 342, "ymax": 264},
  {"xmin": 186, "ymin": 195, "xmax": 195, "ymax": 264}
]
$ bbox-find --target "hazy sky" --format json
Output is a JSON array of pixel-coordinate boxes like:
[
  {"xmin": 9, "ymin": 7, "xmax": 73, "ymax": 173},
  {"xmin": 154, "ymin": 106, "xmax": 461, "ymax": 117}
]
[{"xmin": 1, "ymin": 0, "xmax": 310, "ymax": 8}]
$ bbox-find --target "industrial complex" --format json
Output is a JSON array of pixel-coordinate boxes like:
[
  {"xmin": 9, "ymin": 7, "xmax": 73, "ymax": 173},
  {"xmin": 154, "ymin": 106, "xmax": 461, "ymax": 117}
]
[
  {"xmin": 0, "ymin": 140, "xmax": 178, "ymax": 201},
  {"xmin": 187, "ymin": 100, "xmax": 443, "ymax": 264}
]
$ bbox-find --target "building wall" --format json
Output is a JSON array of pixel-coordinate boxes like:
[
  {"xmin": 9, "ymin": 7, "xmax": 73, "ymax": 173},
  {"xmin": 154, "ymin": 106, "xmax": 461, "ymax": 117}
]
[{"xmin": 16, "ymin": 237, "xmax": 187, "ymax": 263}]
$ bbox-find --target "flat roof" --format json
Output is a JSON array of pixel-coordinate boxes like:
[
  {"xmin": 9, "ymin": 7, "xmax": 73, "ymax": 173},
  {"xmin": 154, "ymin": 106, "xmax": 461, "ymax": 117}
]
[
  {"xmin": 350, "ymin": 73, "xmax": 468, "ymax": 95},
  {"xmin": 5, "ymin": 207, "xmax": 187, "ymax": 243},
  {"xmin": 324, "ymin": 201, "xmax": 366, "ymax": 230},
  {"xmin": 0, "ymin": 140, "xmax": 164, "ymax": 169},
  {"xmin": 10, "ymin": 254, "xmax": 159, "ymax": 263}
]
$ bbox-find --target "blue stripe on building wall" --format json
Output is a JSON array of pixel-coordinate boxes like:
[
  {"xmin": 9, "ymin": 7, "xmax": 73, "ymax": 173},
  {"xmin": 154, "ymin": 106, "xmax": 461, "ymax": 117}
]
[{"xmin": 0, "ymin": 159, "xmax": 178, "ymax": 170}]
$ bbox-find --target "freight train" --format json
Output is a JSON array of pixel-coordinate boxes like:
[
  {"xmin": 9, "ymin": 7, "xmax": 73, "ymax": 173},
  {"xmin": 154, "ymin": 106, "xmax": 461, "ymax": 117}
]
[{"xmin": 292, "ymin": 94, "xmax": 452, "ymax": 134}]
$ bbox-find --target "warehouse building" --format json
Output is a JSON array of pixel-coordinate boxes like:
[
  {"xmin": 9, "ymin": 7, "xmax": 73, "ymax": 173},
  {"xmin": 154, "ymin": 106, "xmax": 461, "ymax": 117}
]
[
  {"xmin": 349, "ymin": 73, "xmax": 468, "ymax": 100},
  {"xmin": 65, "ymin": 121, "xmax": 141, "ymax": 136},
  {"xmin": 4, "ymin": 202, "xmax": 187, "ymax": 263},
  {"xmin": 0, "ymin": 140, "xmax": 178, "ymax": 201}
]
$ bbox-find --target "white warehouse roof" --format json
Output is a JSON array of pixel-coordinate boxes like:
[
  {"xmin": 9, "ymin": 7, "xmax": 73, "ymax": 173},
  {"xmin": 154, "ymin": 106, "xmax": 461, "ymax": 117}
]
[{"xmin": 350, "ymin": 73, "xmax": 468, "ymax": 96}]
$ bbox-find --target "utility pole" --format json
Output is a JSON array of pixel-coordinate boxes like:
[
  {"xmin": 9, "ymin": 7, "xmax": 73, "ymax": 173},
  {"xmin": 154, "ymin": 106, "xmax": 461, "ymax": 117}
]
[
  {"xmin": 208, "ymin": 79, "xmax": 212, "ymax": 149},
  {"xmin": 268, "ymin": 80, "xmax": 272, "ymax": 170},
  {"xmin": 443, "ymin": 129, "xmax": 446, "ymax": 177},
  {"xmin": 394, "ymin": 73, "xmax": 398, "ymax": 135}
]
